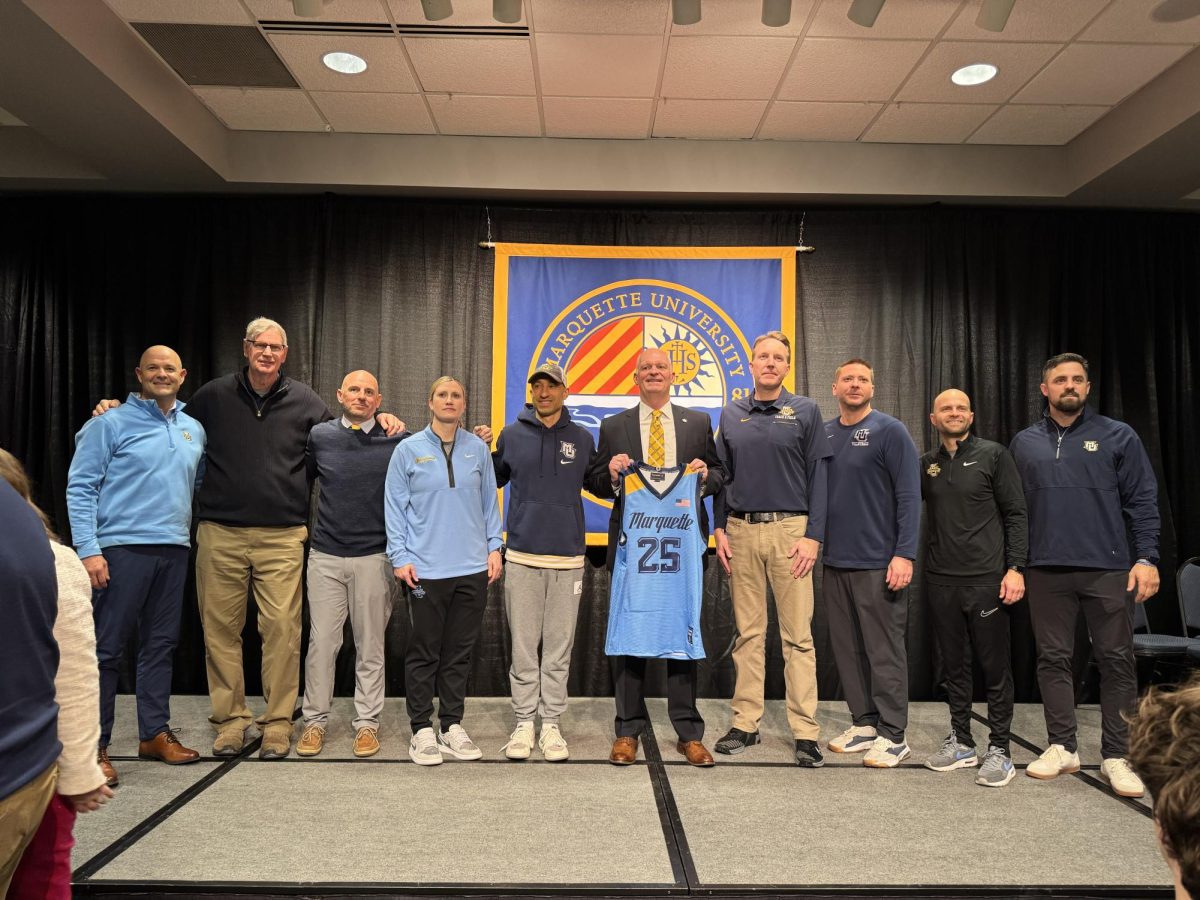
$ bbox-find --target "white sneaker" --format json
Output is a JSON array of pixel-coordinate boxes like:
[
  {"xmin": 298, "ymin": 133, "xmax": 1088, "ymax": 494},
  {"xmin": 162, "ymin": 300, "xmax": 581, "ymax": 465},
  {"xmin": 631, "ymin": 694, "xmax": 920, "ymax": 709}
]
[
  {"xmin": 503, "ymin": 721, "xmax": 534, "ymax": 760},
  {"xmin": 1026, "ymin": 743, "xmax": 1081, "ymax": 780},
  {"xmin": 409, "ymin": 727, "xmax": 443, "ymax": 766},
  {"xmin": 1100, "ymin": 757, "xmax": 1145, "ymax": 798},
  {"xmin": 437, "ymin": 724, "xmax": 483, "ymax": 760},
  {"xmin": 539, "ymin": 723, "xmax": 569, "ymax": 762},
  {"xmin": 828, "ymin": 724, "xmax": 877, "ymax": 753},
  {"xmin": 863, "ymin": 736, "xmax": 911, "ymax": 768}
]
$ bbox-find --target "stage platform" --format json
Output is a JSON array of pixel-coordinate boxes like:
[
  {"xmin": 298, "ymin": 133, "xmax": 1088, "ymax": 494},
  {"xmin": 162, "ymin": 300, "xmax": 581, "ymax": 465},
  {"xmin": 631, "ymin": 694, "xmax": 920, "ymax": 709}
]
[{"xmin": 71, "ymin": 697, "xmax": 1169, "ymax": 899}]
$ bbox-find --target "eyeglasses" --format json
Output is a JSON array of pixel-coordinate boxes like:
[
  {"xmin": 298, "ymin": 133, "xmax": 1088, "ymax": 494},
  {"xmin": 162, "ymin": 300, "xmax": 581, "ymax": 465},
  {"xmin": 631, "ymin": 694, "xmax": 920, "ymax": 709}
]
[{"xmin": 245, "ymin": 340, "xmax": 285, "ymax": 353}]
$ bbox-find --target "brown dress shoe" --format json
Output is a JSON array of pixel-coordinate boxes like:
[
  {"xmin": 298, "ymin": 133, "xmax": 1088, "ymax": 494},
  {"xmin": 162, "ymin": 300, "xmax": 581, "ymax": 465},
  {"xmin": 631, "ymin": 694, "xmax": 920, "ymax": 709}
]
[
  {"xmin": 97, "ymin": 745, "xmax": 119, "ymax": 787},
  {"xmin": 677, "ymin": 740, "xmax": 715, "ymax": 767},
  {"xmin": 353, "ymin": 727, "xmax": 381, "ymax": 758},
  {"xmin": 138, "ymin": 730, "xmax": 200, "ymax": 765},
  {"xmin": 609, "ymin": 736, "xmax": 639, "ymax": 766}
]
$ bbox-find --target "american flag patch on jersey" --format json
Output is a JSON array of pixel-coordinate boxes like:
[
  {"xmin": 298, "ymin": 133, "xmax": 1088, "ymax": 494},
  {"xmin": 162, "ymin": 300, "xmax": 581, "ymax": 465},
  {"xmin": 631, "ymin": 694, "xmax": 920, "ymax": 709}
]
[{"xmin": 675, "ymin": 498, "xmax": 691, "ymax": 507}]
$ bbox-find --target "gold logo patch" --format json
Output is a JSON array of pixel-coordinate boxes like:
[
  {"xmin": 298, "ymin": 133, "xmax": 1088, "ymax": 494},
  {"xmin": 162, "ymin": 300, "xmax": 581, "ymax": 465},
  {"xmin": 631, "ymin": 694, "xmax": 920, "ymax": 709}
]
[
  {"xmin": 181, "ymin": 431, "xmax": 193, "ymax": 442},
  {"xmin": 1083, "ymin": 441, "xmax": 1099, "ymax": 452},
  {"xmin": 414, "ymin": 455, "xmax": 436, "ymax": 463},
  {"xmin": 926, "ymin": 463, "xmax": 941, "ymax": 477}
]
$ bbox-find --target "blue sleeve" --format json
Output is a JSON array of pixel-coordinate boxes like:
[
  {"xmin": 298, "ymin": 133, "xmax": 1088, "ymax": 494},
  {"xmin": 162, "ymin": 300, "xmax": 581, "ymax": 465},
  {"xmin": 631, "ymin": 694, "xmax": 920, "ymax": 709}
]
[
  {"xmin": 492, "ymin": 428, "xmax": 511, "ymax": 488},
  {"xmin": 1117, "ymin": 428, "xmax": 1160, "ymax": 563},
  {"xmin": 713, "ymin": 411, "xmax": 732, "ymax": 530},
  {"xmin": 803, "ymin": 404, "xmax": 830, "ymax": 542},
  {"xmin": 384, "ymin": 444, "xmax": 413, "ymax": 569},
  {"xmin": 481, "ymin": 446, "xmax": 504, "ymax": 552},
  {"xmin": 888, "ymin": 422, "xmax": 922, "ymax": 560},
  {"xmin": 66, "ymin": 417, "xmax": 116, "ymax": 559}
]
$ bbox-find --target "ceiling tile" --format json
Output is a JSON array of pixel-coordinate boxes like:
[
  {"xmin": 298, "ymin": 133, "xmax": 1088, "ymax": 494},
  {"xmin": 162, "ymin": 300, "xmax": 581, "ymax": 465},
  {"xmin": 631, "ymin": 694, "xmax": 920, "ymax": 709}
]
[
  {"xmin": 1012, "ymin": 42, "xmax": 1189, "ymax": 105},
  {"xmin": 807, "ymin": 0, "xmax": 961, "ymax": 39},
  {"xmin": 669, "ymin": 0, "xmax": 815, "ymax": 36},
  {"xmin": 661, "ymin": 35, "xmax": 797, "ymax": 99},
  {"xmin": 542, "ymin": 97, "xmax": 653, "ymax": 137},
  {"xmin": 244, "ymin": 0, "xmax": 391, "ymax": 22},
  {"xmin": 404, "ymin": 36, "xmax": 536, "ymax": 94},
  {"xmin": 653, "ymin": 98, "xmax": 768, "ymax": 138},
  {"xmin": 193, "ymin": 87, "xmax": 327, "ymax": 130},
  {"xmin": 426, "ymin": 93, "xmax": 542, "ymax": 134},
  {"xmin": 536, "ymin": 34, "xmax": 663, "ymax": 97},
  {"xmin": 310, "ymin": 91, "xmax": 435, "ymax": 132},
  {"xmin": 897, "ymin": 41, "xmax": 1061, "ymax": 104},
  {"xmin": 104, "ymin": 0, "xmax": 253, "ymax": 25},
  {"xmin": 758, "ymin": 100, "xmax": 881, "ymax": 140},
  {"xmin": 943, "ymin": 0, "xmax": 1109, "ymax": 42},
  {"xmin": 967, "ymin": 104, "xmax": 1107, "ymax": 145},
  {"xmin": 778, "ymin": 38, "xmax": 927, "ymax": 101},
  {"xmin": 863, "ymin": 102, "xmax": 996, "ymax": 143},
  {"xmin": 269, "ymin": 34, "xmax": 419, "ymax": 92},
  {"xmin": 1079, "ymin": 0, "xmax": 1200, "ymax": 44},
  {"xmin": 530, "ymin": 0, "xmax": 668, "ymax": 34},
  {"xmin": 389, "ymin": 0, "xmax": 525, "ymax": 26}
]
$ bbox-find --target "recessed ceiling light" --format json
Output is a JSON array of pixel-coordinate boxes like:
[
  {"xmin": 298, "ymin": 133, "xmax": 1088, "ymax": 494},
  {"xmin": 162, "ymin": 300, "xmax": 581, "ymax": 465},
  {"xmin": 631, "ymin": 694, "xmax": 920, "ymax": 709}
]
[
  {"xmin": 951, "ymin": 63, "xmax": 998, "ymax": 86},
  {"xmin": 322, "ymin": 51, "xmax": 367, "ymax": 75}
]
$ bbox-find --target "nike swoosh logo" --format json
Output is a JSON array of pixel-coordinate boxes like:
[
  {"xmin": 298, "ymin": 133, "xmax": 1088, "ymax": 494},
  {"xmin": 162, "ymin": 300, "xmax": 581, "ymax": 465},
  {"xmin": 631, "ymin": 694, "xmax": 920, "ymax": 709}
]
[
  {"xmin": 560, "ymin": 459, "xmax": 572, "ymax": 465},
  {"xmin": 963, "ymin": 461, "xmax": 978, "ymax": 466},
  {"xmin": 464, "ymin": 454, "xmax": 475, "ymax": 458},
  {"xmin": 740, "ymin": 417, "xmax": 751, "ymax": 422},
  {"xmin": 981, "ymin": 607, "xmax": 999, "ymax": 617}
]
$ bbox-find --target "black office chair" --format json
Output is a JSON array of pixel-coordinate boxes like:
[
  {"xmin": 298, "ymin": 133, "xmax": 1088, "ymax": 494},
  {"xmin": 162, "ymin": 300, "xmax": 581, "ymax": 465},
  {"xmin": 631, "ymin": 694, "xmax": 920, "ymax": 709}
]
[
  {"xmin": 1178, "ymin": 556, "xmax": 1200, "ymax": 641},
  {"xmin": 1131, "ymin": 556, "xmax": 1200, "ymax": 684}
]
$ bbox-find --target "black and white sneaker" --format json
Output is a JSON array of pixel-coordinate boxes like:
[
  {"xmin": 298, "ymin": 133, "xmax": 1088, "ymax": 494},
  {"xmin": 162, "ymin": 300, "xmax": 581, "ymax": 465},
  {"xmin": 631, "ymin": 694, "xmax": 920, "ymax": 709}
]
[
  {"xmin": 714, "ymin": 727, "xmax": 760, "ymax": 755},
  {"xmin": 794, "ymin": 739, "xmax": 825, "ymax": 768}
]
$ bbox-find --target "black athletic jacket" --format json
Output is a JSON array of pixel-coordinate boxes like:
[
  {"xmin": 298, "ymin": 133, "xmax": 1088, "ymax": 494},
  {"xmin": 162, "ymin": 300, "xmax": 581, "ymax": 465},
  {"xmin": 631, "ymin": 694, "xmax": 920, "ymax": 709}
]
[{"xmin": 920, "ymin": 433, "xmax": 1028, "ymax": 585}]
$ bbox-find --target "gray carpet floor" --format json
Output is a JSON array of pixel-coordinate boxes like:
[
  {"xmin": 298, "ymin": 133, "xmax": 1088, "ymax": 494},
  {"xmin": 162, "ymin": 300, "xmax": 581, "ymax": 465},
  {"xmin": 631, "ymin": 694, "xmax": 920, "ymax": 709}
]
[{"xmin": 75, "ymin": 696, "xmax": 1169, "ymax": 890}]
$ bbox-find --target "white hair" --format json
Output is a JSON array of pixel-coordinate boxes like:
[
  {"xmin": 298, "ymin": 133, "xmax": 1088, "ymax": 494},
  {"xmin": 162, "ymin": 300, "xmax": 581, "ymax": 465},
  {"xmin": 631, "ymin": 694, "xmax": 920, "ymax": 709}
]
[{"xmin": 244, "ymin": 317, "xmax": 288, "ymax": 347}]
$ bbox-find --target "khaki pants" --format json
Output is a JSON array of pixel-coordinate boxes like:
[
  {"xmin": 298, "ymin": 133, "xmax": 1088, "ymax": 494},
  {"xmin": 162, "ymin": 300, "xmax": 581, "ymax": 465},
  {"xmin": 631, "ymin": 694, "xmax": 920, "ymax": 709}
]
[
  {"xmin": 0, "ymin": 763, "xmax": 56, "ymax": 896},
  {"xmin": 196, "ymin": 521, "xmax": 306, "ymax": 733},
  {"xmin": 726, "ymin": 515, "xmax": 819, "ymax": 740}
]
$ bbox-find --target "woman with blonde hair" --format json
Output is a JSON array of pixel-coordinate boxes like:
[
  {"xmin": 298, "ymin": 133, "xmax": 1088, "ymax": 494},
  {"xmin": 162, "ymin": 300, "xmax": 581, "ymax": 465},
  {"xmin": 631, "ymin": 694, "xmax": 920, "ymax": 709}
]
[
  {"xmin": 1, "ymin": 448, "xmax": 112, "ymax": 898},
  {"xmin": 385, "ymin": 377, "xmax": 502, "ymax": 766}
]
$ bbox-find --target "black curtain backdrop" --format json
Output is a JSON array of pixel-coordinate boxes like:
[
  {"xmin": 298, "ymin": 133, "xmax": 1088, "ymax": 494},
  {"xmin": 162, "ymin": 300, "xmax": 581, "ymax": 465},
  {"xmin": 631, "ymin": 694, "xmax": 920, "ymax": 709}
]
[{"xmin": 1, "ymin": 195, "xmax": 1197, "ymax": 708}]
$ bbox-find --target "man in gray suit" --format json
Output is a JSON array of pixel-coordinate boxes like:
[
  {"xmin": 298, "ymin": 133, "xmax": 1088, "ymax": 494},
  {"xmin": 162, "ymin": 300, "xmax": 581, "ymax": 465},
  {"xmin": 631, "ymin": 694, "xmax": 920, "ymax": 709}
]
[{"xmin": 587, "ymin": 346, "xmax": 724, "ymax": 767}]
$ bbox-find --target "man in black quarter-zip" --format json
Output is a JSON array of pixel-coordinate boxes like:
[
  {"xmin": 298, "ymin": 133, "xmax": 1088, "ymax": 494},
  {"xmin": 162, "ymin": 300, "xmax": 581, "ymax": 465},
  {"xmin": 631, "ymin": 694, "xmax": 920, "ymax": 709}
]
[
  {"xmin": 920, "ymin": 388, "xmax": 1027, "ymax": 788},
  {"xmin": 1010, "ymin": 352, "xmax": 1160, "ymax": 799}
]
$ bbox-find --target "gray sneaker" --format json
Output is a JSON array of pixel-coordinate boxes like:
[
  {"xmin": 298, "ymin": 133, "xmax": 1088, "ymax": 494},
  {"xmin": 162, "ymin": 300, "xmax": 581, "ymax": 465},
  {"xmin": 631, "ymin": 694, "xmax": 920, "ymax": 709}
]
[
  {"xmin": 409, "ymin": 727, "xmax": 443, "ymax": 766},
  {"xmin": 437, "ymin": 724, "xmax": 483, "ymax": 760},
  {"xmin": 924, "ymin": 731, "xmax": 979, "ymax": 772},
  {"xmin": 976, "ymin": 745, "xmax": 1015, "ymax": 787}
]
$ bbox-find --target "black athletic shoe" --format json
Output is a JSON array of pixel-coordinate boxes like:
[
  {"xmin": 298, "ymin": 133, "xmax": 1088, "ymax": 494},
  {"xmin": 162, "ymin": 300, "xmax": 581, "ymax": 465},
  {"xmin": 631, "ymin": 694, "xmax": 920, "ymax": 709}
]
[
  {"xmin": 714, "ymin": 727, "xmax": 760, "ymax": 755},
  {"xmin": 794, "ymin": 739, "xmax": 825, "ymax": 768}
]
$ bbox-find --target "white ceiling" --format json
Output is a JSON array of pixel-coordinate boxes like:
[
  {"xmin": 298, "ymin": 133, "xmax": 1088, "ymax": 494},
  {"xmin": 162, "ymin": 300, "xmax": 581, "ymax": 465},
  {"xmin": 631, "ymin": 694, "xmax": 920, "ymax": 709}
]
[{"xmin": 1, "ymin": 0, "xmax": 1199, "ymax": 206}]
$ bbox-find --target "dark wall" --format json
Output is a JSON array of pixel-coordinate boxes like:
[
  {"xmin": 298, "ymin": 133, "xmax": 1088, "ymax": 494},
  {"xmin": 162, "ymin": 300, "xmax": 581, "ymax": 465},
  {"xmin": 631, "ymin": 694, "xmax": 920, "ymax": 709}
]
[{"xmin": 1, "ymin": 195, "xmax": 1196, "ymax": 704}]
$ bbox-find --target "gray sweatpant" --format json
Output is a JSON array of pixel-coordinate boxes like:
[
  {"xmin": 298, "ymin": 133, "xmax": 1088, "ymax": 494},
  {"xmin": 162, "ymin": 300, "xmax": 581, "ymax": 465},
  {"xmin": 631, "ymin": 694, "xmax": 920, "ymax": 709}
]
[
  {"xmin": 504, "ymin": 562, "xmax": 583, "ymax": 724},
  {"xmin": 301, "ymin": 549, "xmax": 395, "ymax": 731},
  {"xmin": 823, "ymin": 565, "xmax": 909, "ymax": 742}
]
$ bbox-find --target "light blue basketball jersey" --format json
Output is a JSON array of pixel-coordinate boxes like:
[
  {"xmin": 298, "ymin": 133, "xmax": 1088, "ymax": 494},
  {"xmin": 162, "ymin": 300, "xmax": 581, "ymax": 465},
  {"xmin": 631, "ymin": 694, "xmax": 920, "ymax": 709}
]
[{"xmin": 606, "ymin": 463, "xmax": 706, "ymax": 660}]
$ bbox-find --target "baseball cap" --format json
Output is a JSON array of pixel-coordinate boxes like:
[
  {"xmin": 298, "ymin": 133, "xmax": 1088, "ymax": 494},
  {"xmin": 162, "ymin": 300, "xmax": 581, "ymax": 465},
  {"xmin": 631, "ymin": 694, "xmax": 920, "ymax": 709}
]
[{"xmin": 528, "ymin": 363, "xmax": 566, "ymax": 386}]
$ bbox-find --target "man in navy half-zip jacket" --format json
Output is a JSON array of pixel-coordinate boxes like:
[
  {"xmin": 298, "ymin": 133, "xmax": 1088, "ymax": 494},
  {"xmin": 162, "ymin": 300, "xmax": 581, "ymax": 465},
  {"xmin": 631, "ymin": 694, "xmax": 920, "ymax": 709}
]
[
  {"xmin": 920, "ymin": 388, "xmax": 1027, "ymax": 788},
  {"xmin": 94, "ymin": 318, "xmax": 404, "ymax": 761},
  {"xmin": 1010, "ymin": 352, "xmax": 1160, "ymax": 800},
  {"xmin": 492, "ymin": 363, "xmax": 596, "ymax": 763}
]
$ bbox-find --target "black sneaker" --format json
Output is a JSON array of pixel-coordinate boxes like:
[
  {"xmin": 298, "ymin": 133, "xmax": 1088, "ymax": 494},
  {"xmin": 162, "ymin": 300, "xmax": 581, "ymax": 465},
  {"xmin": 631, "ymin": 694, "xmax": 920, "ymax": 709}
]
[
  {"xmin": 714, "ymin": 727, "xmax": 760, "ymax": 755},
  {"xmin": 794, "ymin": 739, "xmax": 824, "ymax": 768}
]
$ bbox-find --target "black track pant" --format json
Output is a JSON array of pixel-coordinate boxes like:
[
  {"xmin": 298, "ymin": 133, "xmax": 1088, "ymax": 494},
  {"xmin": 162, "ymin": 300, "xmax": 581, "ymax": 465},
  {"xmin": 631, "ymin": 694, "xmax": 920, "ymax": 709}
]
[
  {"xmin": 927, "ymin": 582, "xmax": 1013, "ymax": 753},
  {"xmin": 405, "ymin": 571, "xmax": 488, "ymax": 732}
]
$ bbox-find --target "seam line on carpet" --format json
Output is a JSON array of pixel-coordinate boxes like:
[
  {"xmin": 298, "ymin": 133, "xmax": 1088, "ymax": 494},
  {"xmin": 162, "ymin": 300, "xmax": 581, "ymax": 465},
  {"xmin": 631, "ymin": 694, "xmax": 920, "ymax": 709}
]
[
  {"xmin": 969, "ymin": 709, "xmax": 1152, "ymax": 819},
  {"xmin": 73, "ymin": 706, "xmax": 301, "ymax": 882},
  {"xmin": 641, "ymin": 720, "xmax": 698, "ymax": 891}
]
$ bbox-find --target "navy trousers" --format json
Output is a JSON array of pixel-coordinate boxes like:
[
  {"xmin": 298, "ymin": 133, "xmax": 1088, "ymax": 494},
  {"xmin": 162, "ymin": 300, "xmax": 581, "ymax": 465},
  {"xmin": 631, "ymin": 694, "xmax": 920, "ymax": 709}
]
[{"xmin": 93, "ymin": 545, "xmax": 189, "ymax": 744}]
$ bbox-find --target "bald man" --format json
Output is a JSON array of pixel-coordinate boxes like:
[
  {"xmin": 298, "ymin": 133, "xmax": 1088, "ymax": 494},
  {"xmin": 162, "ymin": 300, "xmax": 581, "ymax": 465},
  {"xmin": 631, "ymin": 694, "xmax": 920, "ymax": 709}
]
[
  {"xmin": 295, "ymin": 371, "xmax": 409, "ymax": 759},
  {"xmin": 920, "ymin": 388, "xmax": 1027, "ymax": 787},
  {"xmin": 67, "ymin": 346, "xmax": 207, "ymax": 785}
]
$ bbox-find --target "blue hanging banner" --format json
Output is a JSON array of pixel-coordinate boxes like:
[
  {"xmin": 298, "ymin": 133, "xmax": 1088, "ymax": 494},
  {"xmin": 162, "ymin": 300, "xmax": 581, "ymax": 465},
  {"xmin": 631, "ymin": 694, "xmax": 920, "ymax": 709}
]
[{"xmin": 492, "ymin": 244, "xmax": 795, "ymax": 545}]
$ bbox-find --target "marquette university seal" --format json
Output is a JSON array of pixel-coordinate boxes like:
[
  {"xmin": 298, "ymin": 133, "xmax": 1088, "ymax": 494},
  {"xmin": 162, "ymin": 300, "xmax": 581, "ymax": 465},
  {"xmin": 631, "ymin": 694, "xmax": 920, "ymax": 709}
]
[{"xmin": 528, "ymin": 279, "xmax": 754, "ymax": 505}]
